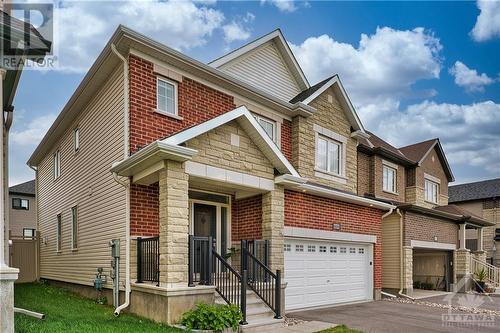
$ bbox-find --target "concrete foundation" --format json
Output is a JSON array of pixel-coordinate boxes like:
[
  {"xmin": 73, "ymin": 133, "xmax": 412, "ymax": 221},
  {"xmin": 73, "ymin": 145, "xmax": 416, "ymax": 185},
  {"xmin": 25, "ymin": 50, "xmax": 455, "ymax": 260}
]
[{"xmin": 0, "ymin": 266, "xmax": 19, "ymax": 333}]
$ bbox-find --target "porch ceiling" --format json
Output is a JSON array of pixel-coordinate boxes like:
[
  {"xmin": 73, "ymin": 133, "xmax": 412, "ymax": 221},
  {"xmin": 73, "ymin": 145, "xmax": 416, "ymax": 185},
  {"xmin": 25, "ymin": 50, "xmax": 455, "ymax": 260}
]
[{"xmin": 189, "ymin": 176, "xmax": 266, "ymax": 199}]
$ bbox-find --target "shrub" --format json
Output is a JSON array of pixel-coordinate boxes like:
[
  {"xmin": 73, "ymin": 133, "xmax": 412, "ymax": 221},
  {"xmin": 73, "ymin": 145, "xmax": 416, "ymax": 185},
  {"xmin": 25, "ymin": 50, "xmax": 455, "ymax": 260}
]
[
  {"xmin": 413, "ymin": 281, "xmax": 422, "ymax": 289},
  {"xmin": 180, "ymin": 303, "xmax": 242, "ymax": 332}
]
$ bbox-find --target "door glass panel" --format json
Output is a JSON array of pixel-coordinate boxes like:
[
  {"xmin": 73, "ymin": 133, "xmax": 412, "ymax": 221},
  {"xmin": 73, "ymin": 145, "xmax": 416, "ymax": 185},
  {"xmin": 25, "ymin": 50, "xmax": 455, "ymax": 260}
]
[
  {"xmin": 193, "ymin": 203, "xmax": 216, "ymax": 239},
  {"xmin": 221, "ymin": 207, "xmax": 227, "ymax": 258},
  {"xmin": 189, "ymin": 190, "xmax": 229, "ymax": 204}
]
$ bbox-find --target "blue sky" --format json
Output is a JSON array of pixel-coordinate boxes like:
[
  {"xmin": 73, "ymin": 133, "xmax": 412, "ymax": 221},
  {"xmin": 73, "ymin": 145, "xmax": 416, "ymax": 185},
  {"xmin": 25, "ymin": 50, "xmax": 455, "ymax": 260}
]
[{"xmin": 10, "ymin": 0, "xmax": 500, "ymax": 185}]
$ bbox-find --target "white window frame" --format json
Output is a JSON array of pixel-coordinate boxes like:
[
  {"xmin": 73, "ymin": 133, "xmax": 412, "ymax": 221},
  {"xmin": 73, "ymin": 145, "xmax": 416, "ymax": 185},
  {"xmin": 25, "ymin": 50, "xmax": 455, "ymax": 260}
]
[
  {"xmin": 424, "ymin": 178, "xmax": 439, "ymax": 204},
  {"xmin": 56, "ymin": 214, "xmax": 62, "ymax": 252},
  {"xmin": 313, "ymin": 124, "xmax": 347, "ymax": 184},
  {"xmin": 53, "ymin": 150, "xmax": 61, "ymax": 179},
  {"xmin": 23, "ymin": 228, "xmax": 35, "ymax": 238},
  {"xmin": 156, "ymin": 77, "xmax": 178, "ymax": 117},
  {"xmin": 316, "ymin": 135, "xmax": 342, "ymax": 175},
  {"xmin": 382, "ymin": 163, "xmax": 397, "ymax": 194},
  {"xmin": 74, "ymin": 128, "xmax": 80, "ymax": 152},
  {"xmin": 254, "ymin": 114, "xmax": 276, "ymax": 142},
  {"xmin": 71, "ymin": 206, "xmax": 78, "ymax": 250}
]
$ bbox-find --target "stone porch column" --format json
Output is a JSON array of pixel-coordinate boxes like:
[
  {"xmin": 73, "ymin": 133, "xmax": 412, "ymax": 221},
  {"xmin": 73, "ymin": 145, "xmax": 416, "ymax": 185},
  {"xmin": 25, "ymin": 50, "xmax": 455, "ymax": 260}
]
[
  {"xmin": 402, "ymin": 246, "xmax": 413, "ymax": 295},
  {"xmin": 459, "ymin": 223, "xmax": 466, "ymax": 249},
  {"xmin": 454, "ymin": 249, "xmax": 471, "ymax": 292},
  {"xmin": 262, "ymin": 185, "xmax": 284, "ymax": 273},
  {"xmin": 477, "ymin": 227, "xmax": 484, "ymax": 252},
  {"xmin": 159, "ymin": 161, "xmax": 189, "ymax": 287}
]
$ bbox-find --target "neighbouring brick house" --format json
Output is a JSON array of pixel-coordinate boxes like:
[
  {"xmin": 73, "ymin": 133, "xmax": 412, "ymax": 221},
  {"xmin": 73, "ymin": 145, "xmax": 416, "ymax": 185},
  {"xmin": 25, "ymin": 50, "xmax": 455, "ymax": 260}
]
[
  {"xmin": 357, "ymin": 133, "xmax": 494, "ymax": 295},
  {"xmin": 28, "ymin": 26, "xmax": 490, "ymax": 328},
  {"xmin": 448, "ymin": 178, "xmax": 500, "ymax": 266}
]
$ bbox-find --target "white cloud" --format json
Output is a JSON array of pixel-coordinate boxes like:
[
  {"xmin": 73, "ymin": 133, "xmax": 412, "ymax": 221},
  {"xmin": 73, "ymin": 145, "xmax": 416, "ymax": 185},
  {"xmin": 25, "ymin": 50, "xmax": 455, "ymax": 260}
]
[
  {"xmin": 471, "ymin": 0, "xmax": 500, "ymax": 42},
  {"xmin": 261, "ymin": 0, "xmax": 297, "ymax": 13},
  {"xmin": 291, "ymin": 27, "xmax": 442, "ymax": 106},
  {"xmin": 54, "ymin": 0, "xmax": 225, "ymax": 72},
  {"xmin": 222, "ymin": 13, "xmax": 255, "ymax": 43},
  {"xmin": 449, "ymin": 61, "xmax": 495, "ymax": 92},
  {"xmin": 10, "ymin": 114, "xmax": 57, "ymax": 146},
  {"xmin": 358, "ymin": 100, "xmax": 500, "ymax": 178},
  {"xmin": 9, "ymin": 113, "xmax": 57, "ymax": 186}
]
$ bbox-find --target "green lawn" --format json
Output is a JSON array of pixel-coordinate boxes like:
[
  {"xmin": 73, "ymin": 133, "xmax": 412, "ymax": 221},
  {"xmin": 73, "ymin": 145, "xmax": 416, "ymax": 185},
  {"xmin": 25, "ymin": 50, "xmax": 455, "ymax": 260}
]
[
  {"xmin": 316, "ymin": 324, "xmax": 364, "ymax": 333},
  {"xmin": 14, "ymin": 283, "xmax": 182, "ymax": 333}
]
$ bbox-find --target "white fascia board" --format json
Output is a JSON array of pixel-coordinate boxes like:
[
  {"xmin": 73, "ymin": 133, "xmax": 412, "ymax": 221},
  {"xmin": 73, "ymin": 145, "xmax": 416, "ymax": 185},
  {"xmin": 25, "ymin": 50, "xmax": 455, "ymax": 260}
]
[
  {"xmin": 110, "ymin": 141, "xmax": 197, "ymax": 175},
  {"xmin": 275, "ymin": 176, "xmax": 395, "ymax": 210},
  {"xmin": 301, "ymin": 76, "xmax": 366, "ymax": 133},
  {"xmin": 162, "ymin": 106, "xmax": 300, "ymax": 177}
]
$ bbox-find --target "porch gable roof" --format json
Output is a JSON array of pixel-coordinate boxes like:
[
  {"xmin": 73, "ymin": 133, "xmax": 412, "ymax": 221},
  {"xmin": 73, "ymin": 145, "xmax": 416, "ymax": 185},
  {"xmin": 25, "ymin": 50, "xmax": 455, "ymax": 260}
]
[{"xmin": 162, "ymin": 106, "xmax": 300, "ymax": 177}]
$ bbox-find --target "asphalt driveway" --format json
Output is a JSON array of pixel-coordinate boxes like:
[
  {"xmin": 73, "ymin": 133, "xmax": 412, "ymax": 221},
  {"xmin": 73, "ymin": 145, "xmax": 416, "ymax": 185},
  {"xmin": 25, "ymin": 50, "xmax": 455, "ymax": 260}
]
[{"xmin": 291, "ymin": 298, "xmax": 499, "ymax": 333}]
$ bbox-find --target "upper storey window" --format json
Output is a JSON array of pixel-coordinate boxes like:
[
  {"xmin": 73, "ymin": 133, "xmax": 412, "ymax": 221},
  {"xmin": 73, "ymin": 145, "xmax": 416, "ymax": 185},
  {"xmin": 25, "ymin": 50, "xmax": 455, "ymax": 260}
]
[
  {"xmin": 316, "ymin": 135, "xmax": 341, "ymax": 175},
  {"xmin": 425, "ymin": 178, "xmax": 439, "ymax": 204},
  {"xmin": 53, "ymin": 150, "xmax": 61, "ymax": 179},
  {"xmin": 382, "ymin": 163, "xmax": 397, "ymax": 194},
  {"xmin": 254, "ymin": 114, "xmax": 276, "ymax": 141},
  {"xmin": 157, "ymin": 77, "xmax": 178, "ymax": 116}
]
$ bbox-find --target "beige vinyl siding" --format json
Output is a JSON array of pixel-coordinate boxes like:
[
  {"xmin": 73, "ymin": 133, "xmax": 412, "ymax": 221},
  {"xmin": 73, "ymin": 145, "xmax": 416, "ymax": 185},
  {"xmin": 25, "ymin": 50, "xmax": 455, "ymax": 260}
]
[
  {"xmin": 219, "ymin": 41, "xmax": 301, "ymax": 101},
  {"xmin": 9, "ymin": 194, "xmax": 37, "ymax": 236},
  {"xmin": 37, "ymin": 66, "xmax": 126, "ymax": 289},
  {"xmin": 382, "ymin": 213, "xmax": 401, "ymax": 289}
]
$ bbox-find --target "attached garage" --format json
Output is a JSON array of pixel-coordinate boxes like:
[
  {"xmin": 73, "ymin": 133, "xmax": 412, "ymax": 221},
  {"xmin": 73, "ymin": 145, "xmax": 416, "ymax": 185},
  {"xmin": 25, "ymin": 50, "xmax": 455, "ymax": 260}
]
[{"xmin": 284, "ymin": 237, "xmax": 374, "ymax": 311}]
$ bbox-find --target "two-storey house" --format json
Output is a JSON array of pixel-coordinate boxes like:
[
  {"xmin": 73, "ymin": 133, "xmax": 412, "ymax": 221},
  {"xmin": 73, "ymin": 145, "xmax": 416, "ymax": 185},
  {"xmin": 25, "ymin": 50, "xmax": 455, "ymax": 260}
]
[
  {"xmin": 28, "ymin": 27, "xmax": 396, "ymax": 328},
  {"xmin": 358, "ymin": 133, "xmax": 494, "ymax": 296},
  {"xmin": 8, "ymin": 180, "xmax": 37, "ymax": 238}
]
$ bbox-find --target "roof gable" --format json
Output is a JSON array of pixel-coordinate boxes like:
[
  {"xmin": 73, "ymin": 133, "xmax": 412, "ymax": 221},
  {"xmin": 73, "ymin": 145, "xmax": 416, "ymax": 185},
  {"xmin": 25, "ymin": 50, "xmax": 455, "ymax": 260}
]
[
  {"xmin": 400, "ymin": 139, "xmax": 454, "ymax": 182},
  {"xmin": 162, "ymin": 106, "xmax": 300, "ymax": 177},
  {"xmin": 209, "ymin": 29, "xmax": 309, "ymax": 101},
  {"xmin": 291, "ymin": 75, "xmax": 366, "ymax": 132}
]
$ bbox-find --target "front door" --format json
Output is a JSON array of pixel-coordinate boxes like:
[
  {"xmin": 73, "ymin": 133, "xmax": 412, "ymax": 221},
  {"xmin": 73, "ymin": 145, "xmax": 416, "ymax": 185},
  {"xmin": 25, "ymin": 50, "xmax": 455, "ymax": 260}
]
[{"xmin": 190, "ymin": 193, "xmax": 230, "ymax": 257}]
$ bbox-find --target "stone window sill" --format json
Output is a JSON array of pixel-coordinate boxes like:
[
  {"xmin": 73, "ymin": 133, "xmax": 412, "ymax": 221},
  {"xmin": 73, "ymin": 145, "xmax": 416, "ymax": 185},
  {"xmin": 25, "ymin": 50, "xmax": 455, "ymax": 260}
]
[{"xmin": 154, "ymin": 109, "xmax": 183, "ymax": 121}]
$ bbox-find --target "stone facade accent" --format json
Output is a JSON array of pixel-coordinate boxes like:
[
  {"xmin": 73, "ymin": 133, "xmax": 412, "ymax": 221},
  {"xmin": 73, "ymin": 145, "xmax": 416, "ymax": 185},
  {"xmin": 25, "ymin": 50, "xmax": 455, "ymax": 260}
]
[
  {"xmin": 158, "ymin": 161, "xmax": 189, "ymax": 286},
  {"xmin": 403, "ymin": 211, "xmax": 458, "ymax": 247},
  {"xmin": 402, "ymin": 246, "xmax": 413, "ymax": 294},
  {"xmin": 284, "ymin": 190, "xmax": 383, "ymax": 290},
  {"xmin": 454, "ymin": 249, "xmax": 471, "ymax": 292},
  {"xmin": 291, "ymin": 89, "xmax": 358, "ymax": 193},
  {"xmin": 262, "ymin": 185, "xmax": 285, "ymax": 272},
  {"xmin": 185, "ymin": 121, "xmax": 275, "ymax": 180}
]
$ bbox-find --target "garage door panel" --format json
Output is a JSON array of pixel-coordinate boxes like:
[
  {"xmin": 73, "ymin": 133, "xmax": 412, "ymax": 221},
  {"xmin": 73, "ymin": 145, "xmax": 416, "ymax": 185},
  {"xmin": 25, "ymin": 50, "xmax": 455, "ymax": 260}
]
[{"xmin": 285, "ymin": 238, "xmax": 372, "ymax": 311}]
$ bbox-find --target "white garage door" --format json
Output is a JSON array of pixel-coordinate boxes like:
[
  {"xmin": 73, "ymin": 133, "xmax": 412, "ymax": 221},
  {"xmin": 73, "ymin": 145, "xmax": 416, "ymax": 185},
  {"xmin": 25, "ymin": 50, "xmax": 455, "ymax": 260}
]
[{"xmin": 284, "ymin": 238, "xmax": 373, "ymax": 311}]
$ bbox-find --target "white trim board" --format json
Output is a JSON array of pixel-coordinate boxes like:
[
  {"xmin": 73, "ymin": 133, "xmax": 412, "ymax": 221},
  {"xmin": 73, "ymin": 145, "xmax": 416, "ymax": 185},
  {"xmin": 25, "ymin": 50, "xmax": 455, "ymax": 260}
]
[
  {"xmin": 284, "ymin": 226, "xmax": 377, "ymax": 244},
  {"xmin": 411, "ymin": 240, "xmax": 456, "ymax": 250},
  {"xmin": 185, "ymin": 161, "xmax": 274, "ymax": 191}
]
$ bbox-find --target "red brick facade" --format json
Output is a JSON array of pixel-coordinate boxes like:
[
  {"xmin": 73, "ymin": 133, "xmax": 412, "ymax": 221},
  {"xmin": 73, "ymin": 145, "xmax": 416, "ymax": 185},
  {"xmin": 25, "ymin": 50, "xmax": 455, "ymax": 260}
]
[
  {"xmin": 284, "ymin": 190, "xmax": 383, "ymax": 289},
  {"xmin": 130, "ymin": 183, "xmax": 159, "ymax": 236},
  {"xmin": 232, "ymin": 195, "xmax": 262, "ymax": 241},
  {"xmin": 128, "ymin": 55, "xmax": 236, "ymax": 153}
]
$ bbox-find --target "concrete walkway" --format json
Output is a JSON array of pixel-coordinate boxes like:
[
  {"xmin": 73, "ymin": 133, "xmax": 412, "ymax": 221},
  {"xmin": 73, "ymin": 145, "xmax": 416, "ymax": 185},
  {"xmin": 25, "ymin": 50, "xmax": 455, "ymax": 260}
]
[
  {"xmin": 412, "ymin": 289, "xmax": 452, "ymax": 300},
  {"xmin": 274, "ymin": 321, "xmax": 335, "ymax": 333}
]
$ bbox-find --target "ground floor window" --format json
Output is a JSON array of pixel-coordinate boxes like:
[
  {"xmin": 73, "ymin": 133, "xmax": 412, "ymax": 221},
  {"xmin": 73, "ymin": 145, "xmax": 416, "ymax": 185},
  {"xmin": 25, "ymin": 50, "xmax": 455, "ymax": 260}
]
[{"xmin": 23, "ymin": 228, "xmax": 35, "ymax": 238}]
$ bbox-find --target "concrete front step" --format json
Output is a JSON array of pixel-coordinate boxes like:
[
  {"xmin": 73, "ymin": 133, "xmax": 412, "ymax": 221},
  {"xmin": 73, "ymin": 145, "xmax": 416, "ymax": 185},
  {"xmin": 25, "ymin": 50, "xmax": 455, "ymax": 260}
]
[{"xmin": 240, "ymin": 317, "xmax": 284, "ymax": 333}]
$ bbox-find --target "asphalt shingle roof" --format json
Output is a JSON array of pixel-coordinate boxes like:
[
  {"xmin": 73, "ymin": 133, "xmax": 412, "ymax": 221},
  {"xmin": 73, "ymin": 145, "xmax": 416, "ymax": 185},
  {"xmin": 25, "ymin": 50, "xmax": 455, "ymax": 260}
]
[
  {"xmin": 289, "ymin": 76, "xmax": 334, "ymax": 104},
  {"xmin": 449, "ymin": 178, "xmax": 500, "ymax": 203},
  {"xmin": 398, "ymin": 138, "xmax": 438, "ymax": 163},
  {"xmin": 9, "ymin": 180, "xmax": 35, "ymax": 196}
]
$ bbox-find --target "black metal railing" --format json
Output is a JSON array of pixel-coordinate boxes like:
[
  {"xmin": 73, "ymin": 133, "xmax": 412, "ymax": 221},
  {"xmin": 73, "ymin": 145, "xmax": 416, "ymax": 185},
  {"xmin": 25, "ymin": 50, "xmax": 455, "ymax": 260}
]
[
  {"xmin": 136, "ymin": 236, "xmax": 159, "ymax": 285},
  {"xmin": 241, "ymin": 240, "xmax": 281, "ymax": 319},
  {"xmin": 213, "ymin": 250, "xmax": 248, "ymax": 325},
  {"xmin": 188, "ymin": 236, "xmax": 215, "ymax": 286},
  {"xmin": 244, "ymin": 240, "xmax": 269, "ymax": 281}
]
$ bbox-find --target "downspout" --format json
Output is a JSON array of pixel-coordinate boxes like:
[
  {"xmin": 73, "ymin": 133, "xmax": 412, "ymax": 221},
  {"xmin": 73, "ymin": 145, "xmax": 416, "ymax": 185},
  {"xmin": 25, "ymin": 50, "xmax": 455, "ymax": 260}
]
[
  {"xmin": 111, "ymin": 43, "xmax": 131, "ymax": 316},
  {"xmin": 4, "ymin": 107, "xmax": 13, "ymax": 264},
  {"xmin": 395, "ymin": 208, "xmax": 414, "ymax": 300}
]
